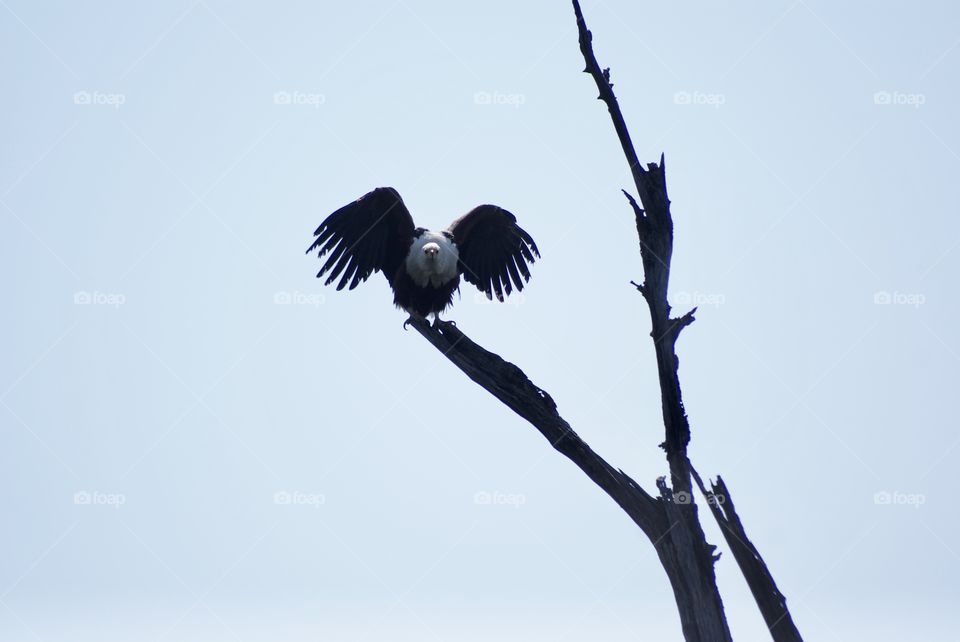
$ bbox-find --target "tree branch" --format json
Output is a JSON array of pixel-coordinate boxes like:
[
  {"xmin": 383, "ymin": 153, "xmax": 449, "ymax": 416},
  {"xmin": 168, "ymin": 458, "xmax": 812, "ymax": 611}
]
[
  {"xmin": 691, "ymin": 469, "xmax": 804, "ymax": 642},
  {"xmin": 408, "ymin": 317, "xmax": 662, "ymax": 535},
  {"xmin": 573, "ymin": 0, "xmax": 688, "ymax": 476}
]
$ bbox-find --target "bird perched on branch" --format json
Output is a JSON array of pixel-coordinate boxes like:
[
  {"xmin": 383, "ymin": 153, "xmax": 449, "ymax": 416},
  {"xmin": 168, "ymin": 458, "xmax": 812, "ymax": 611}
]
[{"xmin": 307, "ymin": 187, "xmax": 539, "ymax": 326}]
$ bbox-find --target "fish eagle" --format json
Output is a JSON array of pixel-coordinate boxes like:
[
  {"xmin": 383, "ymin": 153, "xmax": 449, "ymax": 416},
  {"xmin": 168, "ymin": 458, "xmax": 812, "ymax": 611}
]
[{"xmin": 307, "ymin": 187, "xmax": 539, "ymax": 325}]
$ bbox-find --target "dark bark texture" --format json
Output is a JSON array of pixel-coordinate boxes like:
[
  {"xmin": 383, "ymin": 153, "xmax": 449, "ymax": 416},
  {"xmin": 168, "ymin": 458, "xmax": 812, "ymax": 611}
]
[{"xmin": 692, "ymin": 470, "xmax": 804, "ymax": 642}]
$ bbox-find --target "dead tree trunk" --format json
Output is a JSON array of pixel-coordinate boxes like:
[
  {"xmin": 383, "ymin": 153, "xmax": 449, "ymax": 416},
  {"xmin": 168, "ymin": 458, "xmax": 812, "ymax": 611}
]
[
  {"xmin": 406, "ymin": 2, "xmax": 804, "ymax": 639},
  {"xmin": 570, "ymin": 1, "xmax": 803, "ymax": 638}
]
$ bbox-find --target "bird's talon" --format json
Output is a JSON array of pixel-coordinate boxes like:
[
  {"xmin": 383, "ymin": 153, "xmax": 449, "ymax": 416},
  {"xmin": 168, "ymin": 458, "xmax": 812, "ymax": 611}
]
[{"xmin": 432, "ymin": 317, "xmax": 457, "ymax": 329}]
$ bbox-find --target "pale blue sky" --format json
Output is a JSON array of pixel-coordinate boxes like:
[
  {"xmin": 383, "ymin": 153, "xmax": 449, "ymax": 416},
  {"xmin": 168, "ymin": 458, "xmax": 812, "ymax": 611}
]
[{"xmin": 2, "ymin": 1, "xmax": 958, "ymax": 640}]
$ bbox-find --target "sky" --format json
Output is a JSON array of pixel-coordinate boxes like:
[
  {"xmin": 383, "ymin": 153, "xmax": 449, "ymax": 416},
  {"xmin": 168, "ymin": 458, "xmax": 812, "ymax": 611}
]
[{"xmin": 2, "ymin": 0, "xmax": 958, "ymax": 640}]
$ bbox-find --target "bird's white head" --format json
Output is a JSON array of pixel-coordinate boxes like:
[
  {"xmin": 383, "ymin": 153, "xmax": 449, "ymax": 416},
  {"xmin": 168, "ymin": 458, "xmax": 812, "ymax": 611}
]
[{"xmin": 406, "ymin": 232, "xmax": 459, "ymax": 287}]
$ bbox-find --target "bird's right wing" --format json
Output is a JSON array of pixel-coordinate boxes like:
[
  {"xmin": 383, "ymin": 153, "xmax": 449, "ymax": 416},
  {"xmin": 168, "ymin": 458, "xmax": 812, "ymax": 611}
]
[
  {"xmin": 307, "ymin": 187, "xmax": 416, "ymax": 290},
  {"xmin": 447, "ymin": 204, "xmax": 539, "ymax": 301}
]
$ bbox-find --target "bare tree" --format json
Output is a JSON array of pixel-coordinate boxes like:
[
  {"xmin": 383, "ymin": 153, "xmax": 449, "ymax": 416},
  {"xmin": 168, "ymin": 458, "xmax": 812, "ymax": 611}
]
[{"xmin": 409, "ymin": 2, "xmax": 803, "ymax": 639}]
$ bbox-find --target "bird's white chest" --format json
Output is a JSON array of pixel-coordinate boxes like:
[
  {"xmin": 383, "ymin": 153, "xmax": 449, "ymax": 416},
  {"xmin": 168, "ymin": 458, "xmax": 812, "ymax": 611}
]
[{"xmin": 405, "ymin": 231, "xmax": 459, "ymax": 287}]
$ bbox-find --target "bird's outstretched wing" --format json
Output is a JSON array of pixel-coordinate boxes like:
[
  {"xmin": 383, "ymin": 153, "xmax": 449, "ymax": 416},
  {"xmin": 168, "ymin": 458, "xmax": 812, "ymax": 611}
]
[
  {"xmin": 307, "ymin": 187, "xmax": 416, "ymax": 290},
  {"xmin": 447, "ymin": 205, "xmax": 539, "ymax": 301}
]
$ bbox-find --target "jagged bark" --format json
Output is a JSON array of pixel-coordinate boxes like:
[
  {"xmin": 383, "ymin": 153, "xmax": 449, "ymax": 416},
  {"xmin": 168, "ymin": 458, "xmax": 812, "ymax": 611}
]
[{"xmin": 692, "ymin": 470, "xmax": 804, "ymax": 642}]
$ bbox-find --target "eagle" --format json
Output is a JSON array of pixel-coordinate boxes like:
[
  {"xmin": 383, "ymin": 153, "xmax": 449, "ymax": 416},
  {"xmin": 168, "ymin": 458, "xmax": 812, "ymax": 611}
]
[{"xmin": 307, "ymin": 187, "xmax": 539, "ymax": 326}]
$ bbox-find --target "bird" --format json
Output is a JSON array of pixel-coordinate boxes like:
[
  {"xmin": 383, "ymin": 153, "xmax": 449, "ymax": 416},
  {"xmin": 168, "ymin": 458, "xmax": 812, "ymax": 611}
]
[{"xmin": 306, "ymin": 187, "xmax": 539, "ymax": 327}]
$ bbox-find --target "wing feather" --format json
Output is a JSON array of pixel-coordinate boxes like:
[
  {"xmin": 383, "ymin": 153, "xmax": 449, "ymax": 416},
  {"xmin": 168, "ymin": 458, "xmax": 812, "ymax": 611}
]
[
  {"xmin": 319, "ymin": 241, "xmax": 346, "ymax": 278},
  {"xmin": 505, "ymin": 255, "xmax": 523, "ymax": 293},
  {"xmin": 325, "ymin": 245, "xmax": 354, "ymax": 287},
  {"xmin": 307, "ymin": 187, "xmax": 416, "ymax": 289},
  {"xmin": 447, "ymin": 204, "xmax": 539, "ymax": 301}
]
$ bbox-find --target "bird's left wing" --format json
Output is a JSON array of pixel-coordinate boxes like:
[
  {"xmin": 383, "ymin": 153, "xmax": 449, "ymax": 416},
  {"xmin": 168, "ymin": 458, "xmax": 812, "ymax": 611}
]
[
  {"xmin": 307, "ymin": 187, "xmax": 416, "ymax": 290},
  {"xmin": 447, "ymin": 205, "xmax": 539, "ymax": 301}
]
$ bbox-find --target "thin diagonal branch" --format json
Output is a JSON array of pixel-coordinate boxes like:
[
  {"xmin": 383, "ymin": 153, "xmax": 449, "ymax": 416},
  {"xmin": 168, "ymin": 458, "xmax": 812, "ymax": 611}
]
[
  {"xmin": 408, "ymin": 317, "xmax": 663, "ymax": 534},
  {"xmin": 573, "ymin": 0, "xmax": 688, "ymax": 470},
  {"xmin": 691, "ymin": 469, "xmax": 804, "ymax": 642}
]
